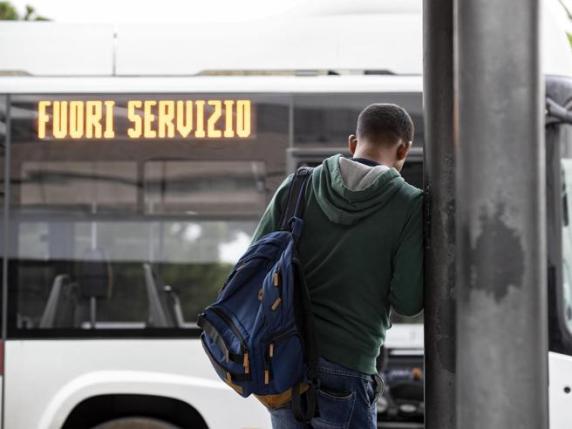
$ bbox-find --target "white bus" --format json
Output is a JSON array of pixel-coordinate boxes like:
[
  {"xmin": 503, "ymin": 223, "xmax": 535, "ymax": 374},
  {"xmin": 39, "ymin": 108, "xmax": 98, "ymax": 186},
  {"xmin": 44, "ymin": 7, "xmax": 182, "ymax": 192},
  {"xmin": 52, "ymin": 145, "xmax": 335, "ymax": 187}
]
[
  {"xmin": 0, "ymin": 76, "xmax": 426, "ymax": 429},
  {"xmin": 0, "ymin": 1, "xmax": 570, "ymax": 428}
]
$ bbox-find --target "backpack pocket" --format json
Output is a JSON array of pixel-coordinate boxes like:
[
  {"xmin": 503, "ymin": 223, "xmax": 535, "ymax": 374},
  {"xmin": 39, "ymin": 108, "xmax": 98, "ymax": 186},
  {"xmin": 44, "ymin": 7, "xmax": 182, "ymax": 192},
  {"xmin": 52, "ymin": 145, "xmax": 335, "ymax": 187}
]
[
  {"xmin": 198, "ymin": 306, "xmax": 252, "ymax": 394},
  {"xmin": 200, "ymin": 334, "xmax": 250, "ymax": 396},
  {"xmin": 263, "ymin": 330, "xmax": 305, "ymax": 393}
]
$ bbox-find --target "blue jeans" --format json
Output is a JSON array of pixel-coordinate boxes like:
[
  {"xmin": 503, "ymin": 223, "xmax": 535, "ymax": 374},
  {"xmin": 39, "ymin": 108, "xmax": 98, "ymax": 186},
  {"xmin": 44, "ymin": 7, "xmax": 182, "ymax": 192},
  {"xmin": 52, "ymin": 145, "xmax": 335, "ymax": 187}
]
[{"xmin": 270, "ymin": 357, "xmax": 383, "ymax": 429}]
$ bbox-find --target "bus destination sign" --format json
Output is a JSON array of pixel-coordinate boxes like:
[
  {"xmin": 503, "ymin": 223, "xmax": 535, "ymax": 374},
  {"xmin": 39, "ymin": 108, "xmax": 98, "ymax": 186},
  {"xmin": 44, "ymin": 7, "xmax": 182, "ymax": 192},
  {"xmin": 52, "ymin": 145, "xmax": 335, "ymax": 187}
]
[{"xmin": 37, "ymin": 99, "xmax": 253, "ymax": 140}]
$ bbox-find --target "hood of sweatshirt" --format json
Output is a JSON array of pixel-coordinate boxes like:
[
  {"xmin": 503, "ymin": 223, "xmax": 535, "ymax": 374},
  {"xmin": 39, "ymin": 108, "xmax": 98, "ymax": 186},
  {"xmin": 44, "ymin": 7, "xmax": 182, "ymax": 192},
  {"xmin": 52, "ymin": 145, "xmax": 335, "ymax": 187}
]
[{"xmin": 312, "ymin": 154, "xmax": 406, "ymax": 225}]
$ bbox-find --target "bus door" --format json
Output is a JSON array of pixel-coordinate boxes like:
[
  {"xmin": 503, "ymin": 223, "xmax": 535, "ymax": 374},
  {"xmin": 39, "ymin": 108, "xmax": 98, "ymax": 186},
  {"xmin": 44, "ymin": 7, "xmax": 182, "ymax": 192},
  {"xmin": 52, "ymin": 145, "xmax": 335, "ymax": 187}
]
[
  {"xmin": 546, "ymin": 76, "xmax": 572, "ymax": 428},
  {"xmin": 0, "ymin": 94, "xmax": 7, "ymax": 429}
]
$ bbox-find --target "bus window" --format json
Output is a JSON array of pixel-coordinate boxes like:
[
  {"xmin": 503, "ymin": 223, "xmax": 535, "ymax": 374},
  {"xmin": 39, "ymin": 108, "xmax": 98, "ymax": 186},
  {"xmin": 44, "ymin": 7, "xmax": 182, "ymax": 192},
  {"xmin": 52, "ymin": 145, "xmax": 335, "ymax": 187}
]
[
  {"xmin": 561, "ymin": 158, "xmax": 572, "ymax": 334},
  {"xmin": 293, "ymin": 93, "xmax": 424, "ymax": 148},
  {"xmin": 0, "ymin": 95, "xmax": 5, "ymax": 334},
  {"xmin": 7, "ymin": 94, "xmax": 289, "ymax": 334}
]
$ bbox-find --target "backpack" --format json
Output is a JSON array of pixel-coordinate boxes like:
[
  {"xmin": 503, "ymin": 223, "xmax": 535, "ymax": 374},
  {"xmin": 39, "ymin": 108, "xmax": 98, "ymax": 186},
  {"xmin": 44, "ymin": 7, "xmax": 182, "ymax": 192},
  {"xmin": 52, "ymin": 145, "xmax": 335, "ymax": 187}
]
[{"xmin": 198, "ymin": 167, "xmax": 319, "ymax": 422}]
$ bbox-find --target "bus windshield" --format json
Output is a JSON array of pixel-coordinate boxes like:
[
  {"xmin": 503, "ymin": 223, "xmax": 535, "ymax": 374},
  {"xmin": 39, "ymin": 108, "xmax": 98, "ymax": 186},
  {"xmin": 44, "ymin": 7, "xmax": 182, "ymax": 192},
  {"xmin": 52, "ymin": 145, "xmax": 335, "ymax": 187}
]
[{"xmin": 7, "ymin": 92, "xmax": 423, "ymax": 336}]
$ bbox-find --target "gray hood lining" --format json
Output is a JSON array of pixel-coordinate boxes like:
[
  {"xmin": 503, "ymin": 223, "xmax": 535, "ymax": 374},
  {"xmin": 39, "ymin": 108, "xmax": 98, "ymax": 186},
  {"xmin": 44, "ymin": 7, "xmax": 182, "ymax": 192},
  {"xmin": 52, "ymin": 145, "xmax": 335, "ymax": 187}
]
[{"xmin": 338, "ymin": 157, "xmax": 392, "ymax": 192}]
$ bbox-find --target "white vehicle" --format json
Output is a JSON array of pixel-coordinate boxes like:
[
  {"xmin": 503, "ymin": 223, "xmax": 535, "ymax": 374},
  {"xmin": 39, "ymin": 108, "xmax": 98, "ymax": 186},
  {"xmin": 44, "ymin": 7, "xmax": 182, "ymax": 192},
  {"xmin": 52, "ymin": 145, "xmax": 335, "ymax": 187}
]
[{"xmin": 0, "ymin": 1, "xmax": 570, "ymax": 428}]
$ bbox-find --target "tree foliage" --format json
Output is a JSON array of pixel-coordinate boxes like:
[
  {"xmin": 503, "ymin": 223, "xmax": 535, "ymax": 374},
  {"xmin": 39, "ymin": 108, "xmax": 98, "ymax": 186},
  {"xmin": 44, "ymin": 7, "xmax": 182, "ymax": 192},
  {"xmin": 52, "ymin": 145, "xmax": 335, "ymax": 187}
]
[
  {"xmin": 0, "ymin": 2, "xmax": 18, "ymax": 19},
  {"xmin": 559, "ymin": 0, "xmax": 572, "ymax": 49},
  {"xmin": 0, "ymin": 2, "xmax": 49, "ymax": 20}
]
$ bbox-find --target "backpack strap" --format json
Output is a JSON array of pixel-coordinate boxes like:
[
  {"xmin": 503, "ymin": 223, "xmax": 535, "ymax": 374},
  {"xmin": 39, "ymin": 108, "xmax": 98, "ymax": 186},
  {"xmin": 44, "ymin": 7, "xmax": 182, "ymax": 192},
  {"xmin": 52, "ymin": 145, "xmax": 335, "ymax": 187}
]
[
  {"xmin": 292, "ymin": 382, "xmax": 317, "ymax": 425},
  {"xmin": 279, "ymin": 167, "xmax": 320, "ymax": 424},
  {"xmin": 279, "ymin": 167, "xmax": 313, "ymax": 230},
  {"xmin": 291, "ymin": 255, "xmax": 320, "ymax": 424}
]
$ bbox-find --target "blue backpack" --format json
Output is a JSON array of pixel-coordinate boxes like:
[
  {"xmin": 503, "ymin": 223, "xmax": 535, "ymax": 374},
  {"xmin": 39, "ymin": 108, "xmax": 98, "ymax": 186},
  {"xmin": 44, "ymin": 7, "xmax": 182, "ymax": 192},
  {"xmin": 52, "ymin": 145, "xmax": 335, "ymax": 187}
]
[{"xmin": 198, "ymin": 167, "xmax": 319, "ymax": 422}]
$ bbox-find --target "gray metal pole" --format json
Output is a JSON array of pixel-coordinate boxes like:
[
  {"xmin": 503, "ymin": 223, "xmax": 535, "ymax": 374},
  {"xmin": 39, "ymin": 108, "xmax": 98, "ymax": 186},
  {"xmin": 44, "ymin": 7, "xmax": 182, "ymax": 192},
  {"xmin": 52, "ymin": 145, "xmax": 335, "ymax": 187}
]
[
  {"xmin": 455, "ymin": 1, "xmax": 548, "ymax": 428},
  {"xmin": 422, "ymin": 0, "xmax": 456, "ymax": 428}
]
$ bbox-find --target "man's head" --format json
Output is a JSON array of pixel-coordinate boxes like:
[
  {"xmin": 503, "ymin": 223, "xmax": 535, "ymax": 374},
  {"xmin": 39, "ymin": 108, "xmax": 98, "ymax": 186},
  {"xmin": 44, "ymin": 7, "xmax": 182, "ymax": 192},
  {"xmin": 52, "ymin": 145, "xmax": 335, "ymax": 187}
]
[{"xmin": 348, "ymin": 103, "xmax": 414, "ymax": 171}]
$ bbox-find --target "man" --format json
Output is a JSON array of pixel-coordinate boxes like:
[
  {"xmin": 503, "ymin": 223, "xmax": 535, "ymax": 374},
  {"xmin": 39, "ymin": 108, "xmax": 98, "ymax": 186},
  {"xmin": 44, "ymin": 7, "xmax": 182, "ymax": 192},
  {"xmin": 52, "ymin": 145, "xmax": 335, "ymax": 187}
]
[{"xmin": 252, "ymin": 103, "xmax": 423, "ymax": 429}]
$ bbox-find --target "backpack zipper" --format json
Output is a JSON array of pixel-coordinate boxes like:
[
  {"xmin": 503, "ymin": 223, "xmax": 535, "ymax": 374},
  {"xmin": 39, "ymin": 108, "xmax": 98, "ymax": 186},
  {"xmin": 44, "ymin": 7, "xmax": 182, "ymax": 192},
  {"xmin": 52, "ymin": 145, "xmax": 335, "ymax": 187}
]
[
  {"xmin": 264, "ymin": 329, "xmax": 298, "ymax": 384},
  {"xmin": 211, "ymin": 307, "xmax": 250, "ymax": 374}
]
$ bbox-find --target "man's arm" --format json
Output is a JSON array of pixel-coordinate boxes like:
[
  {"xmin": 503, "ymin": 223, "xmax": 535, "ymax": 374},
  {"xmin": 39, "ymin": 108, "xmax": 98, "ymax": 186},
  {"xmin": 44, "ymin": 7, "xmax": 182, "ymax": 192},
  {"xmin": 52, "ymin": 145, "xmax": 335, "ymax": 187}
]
[
  {"xmin": 389, "ymin": 192, "xmax": 424, "ymax": 316},
  {"xmin": 251, "ymin": 175, "xmax": 293, "ymax": 243}
]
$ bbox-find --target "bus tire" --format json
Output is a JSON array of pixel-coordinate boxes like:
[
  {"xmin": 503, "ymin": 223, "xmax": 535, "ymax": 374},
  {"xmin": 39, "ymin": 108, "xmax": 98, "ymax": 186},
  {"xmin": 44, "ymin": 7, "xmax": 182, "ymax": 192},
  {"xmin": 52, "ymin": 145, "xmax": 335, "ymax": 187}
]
[{"xmin": 93, "ymin": 417, "xmax": 181, "ymax": 429}]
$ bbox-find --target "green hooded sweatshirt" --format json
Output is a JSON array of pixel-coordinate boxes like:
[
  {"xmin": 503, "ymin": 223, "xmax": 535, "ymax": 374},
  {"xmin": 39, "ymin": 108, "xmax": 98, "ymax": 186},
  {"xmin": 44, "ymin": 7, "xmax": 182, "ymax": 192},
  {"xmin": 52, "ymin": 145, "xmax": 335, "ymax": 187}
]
[{"xmin": 252, "ymin": 154, "xmax": 423, "ymax": 375}]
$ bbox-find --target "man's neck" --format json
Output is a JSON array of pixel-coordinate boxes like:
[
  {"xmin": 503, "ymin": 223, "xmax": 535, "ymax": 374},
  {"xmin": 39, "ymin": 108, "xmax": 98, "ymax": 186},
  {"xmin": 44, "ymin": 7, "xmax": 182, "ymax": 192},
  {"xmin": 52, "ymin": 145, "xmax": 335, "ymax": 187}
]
[
  {"xmin": 352, "ymin": 150, "xmax": 394, "ymax": 168},
  {"xmin": 352, "ymin": 157, "xmax": 380, "ymax": 167}
]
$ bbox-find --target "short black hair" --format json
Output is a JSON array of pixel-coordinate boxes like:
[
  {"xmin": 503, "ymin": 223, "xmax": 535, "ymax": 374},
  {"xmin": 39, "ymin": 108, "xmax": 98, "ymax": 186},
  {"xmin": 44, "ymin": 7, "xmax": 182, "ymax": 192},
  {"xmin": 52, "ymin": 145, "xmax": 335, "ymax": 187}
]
[{"xmin": 356, "ymin": 103, "xmax": 414, "ymax": 146}]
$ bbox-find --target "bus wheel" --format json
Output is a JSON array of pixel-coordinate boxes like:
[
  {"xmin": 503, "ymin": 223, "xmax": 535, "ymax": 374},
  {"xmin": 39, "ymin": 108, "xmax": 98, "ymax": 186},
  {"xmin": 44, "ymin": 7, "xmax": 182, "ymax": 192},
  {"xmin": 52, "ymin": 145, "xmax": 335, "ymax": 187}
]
[{"xmin": 93, "ymin": 417, "xmax": 181, "ymax": 429}]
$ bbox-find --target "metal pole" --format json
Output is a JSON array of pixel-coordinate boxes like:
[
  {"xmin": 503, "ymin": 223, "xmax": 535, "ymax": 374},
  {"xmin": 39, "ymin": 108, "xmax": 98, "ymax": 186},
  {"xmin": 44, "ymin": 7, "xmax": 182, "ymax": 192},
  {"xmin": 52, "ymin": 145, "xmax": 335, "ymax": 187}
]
[
  {"xmin": 422, "ymin": 0, "xmax": 456, "ymax": 428},
  {"xmin": 455, "ymin": 0, "xmax": 548, "ymax": 428}
]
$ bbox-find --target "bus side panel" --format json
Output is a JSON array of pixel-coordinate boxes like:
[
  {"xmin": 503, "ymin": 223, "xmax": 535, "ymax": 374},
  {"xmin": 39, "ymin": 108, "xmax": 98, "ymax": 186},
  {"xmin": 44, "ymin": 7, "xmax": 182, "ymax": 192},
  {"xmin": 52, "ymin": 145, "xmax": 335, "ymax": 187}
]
[
  {"xmin": 549, "ymin": 351, "xmax": 572, "ymax": 429},
  {"xmin": 4, "ymin": 339, "xmax": 270, "ymax": 429}
]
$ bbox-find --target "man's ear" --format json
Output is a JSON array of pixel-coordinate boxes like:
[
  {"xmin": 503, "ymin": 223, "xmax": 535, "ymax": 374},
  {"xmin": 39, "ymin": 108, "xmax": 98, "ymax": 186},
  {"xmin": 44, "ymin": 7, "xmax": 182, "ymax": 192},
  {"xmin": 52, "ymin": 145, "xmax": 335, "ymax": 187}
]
[
  {"xmin": 348, "ymin": 135, "xmax": 358, "ymax": 155},
  {"xmin": 396, "ymin": 140, "xmax": 412, "ymax": 161}
]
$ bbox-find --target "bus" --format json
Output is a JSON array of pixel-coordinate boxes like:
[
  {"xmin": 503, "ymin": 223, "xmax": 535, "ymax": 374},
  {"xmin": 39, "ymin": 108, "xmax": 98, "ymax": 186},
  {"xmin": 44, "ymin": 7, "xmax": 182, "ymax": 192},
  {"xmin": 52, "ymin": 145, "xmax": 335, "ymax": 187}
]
[
  {"xmin": 0, "ymin": 1, "xmax": 570, "ymax": 428},
  {"xmin": 0, "ymin": 76, "xmax": 426, "ymax": 429}
]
